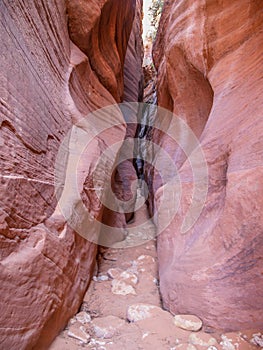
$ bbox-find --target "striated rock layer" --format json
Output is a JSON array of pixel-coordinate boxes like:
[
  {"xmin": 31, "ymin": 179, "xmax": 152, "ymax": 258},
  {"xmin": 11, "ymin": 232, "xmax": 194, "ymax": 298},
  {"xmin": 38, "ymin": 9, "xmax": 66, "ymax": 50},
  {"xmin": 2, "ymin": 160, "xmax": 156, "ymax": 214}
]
[
  {"xmin": 102, "ymin": 0, "xmax": 144, "ymax": 235},
  {"xmin": 0, "ymin": 0, "xmax": 141, "ymax": 348},
  {"xmin": 152, "ymin": 0, "xmax": 263, "ymax": 331}
]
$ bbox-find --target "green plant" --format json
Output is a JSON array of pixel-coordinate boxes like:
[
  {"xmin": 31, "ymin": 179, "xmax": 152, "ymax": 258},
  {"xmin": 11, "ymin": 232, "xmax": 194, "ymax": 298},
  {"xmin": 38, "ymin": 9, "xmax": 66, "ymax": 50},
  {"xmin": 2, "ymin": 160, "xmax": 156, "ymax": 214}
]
[{"xmin": 149, "ymin": 0, "xmax": 164, "ymax": 30}]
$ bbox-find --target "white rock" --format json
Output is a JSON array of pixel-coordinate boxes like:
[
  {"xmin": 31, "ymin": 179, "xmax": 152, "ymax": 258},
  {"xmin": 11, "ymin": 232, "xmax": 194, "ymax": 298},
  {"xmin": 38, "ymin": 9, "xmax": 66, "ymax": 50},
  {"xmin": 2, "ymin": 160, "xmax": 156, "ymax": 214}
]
[
  {"xmin": 107, "ymin": 268, "xmax": 122, "ymax": 279},
  {"xmin": 120, "ymin": 271, "xmax": 138, "ymax": 285},
  {"xmin": 189, "ymin": 332, "xmax": 218, "ymax": 347},
  {"xmin": 220, "ymin": 335, "xmax": 235, "ymax": 350},
  {"xmin": 89, "ymin": 338, "xmax": 106, "ymax": 346},
  {"xmin": 138, "ymin": 255, "xmax": 145, "ymax": 260},
  {"xmin": 111, "ymin": 279, "xmax": 136, "ymax": 295},
  {"xmin": 67, "ymin": 323, "xmax": 90, "ymax": 344},
  {"xmin": 127, "ymin": 304, "xmax": 157, "ymax": 322},
  {"xmin": 75, "ymin": 311, "xmax": 91, "ymax": 324},
  {"xmin": 251, "ymin": 333, "xmax": 263, "ymax": 347},
  {"xmin": 137, "ymin": 255, "xmax": 155, "ymax": 263},
  {"xmin": 98, "ymin": 275, "xmax": 109, "ymax": 281},
  {"xmin": 174, "ymin": 314, "xmax": 202, "ymax": 331}
]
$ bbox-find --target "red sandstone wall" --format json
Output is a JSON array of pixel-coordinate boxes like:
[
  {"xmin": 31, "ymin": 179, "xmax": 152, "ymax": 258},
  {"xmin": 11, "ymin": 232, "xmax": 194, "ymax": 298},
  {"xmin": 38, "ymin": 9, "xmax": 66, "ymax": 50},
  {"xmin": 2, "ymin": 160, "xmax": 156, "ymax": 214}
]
[
  {"xmin": 0, "ymin": 0, "xmax": 140, "ymax": 348},
  {"xmin": 153, "ymin": 0, "xmax": 263, "ymax": 331}
]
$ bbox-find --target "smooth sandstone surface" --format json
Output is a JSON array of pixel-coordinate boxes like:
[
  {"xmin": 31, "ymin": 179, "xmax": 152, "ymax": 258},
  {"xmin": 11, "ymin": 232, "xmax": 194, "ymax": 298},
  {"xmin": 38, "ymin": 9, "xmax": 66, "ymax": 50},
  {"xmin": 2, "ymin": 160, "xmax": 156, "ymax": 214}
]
[
  {"xmin": 0, "ymin": 0, "xmax": 141, "ymax": 348},
  {"xmin": 102, "ymin": 0, "xmax": 143, "ymax": 232},
  {"xmin": 152, "ymin": 0, "xmax": 263, "ymax": 331}
]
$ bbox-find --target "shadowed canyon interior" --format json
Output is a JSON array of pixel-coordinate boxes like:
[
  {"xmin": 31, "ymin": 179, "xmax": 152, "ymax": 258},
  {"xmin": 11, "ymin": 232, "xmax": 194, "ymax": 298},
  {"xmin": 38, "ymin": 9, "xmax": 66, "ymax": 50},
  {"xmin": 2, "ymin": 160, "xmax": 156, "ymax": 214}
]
[{"xmin": 0, "ymin": 0, "xmax": 262, "ymax": 349}]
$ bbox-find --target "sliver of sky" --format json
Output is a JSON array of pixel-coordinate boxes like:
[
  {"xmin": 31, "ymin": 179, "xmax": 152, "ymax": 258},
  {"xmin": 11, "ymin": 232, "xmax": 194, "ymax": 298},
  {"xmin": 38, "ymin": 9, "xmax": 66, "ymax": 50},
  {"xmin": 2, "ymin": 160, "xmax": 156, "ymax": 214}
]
[{"xmin": 142, "ymin": 0, "xmax": 153, "ymax": 42}]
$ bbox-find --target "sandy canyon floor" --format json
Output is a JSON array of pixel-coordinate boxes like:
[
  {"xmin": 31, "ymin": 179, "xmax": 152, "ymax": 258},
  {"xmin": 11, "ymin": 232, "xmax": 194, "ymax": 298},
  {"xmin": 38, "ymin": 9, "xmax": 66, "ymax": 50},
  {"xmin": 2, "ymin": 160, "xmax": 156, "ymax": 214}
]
[{"xmin": 50, "ymin": 192, "xmax": 262, "ymax": 350}]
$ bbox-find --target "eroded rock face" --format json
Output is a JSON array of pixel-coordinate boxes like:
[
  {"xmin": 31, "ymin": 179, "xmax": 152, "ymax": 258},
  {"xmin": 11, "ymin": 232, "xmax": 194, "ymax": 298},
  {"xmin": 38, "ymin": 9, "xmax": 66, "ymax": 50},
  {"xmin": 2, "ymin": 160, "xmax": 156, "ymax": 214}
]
[
  {"xmin": 67, "ymin": 0, "xmax": 136, "ymax": 103},
  {"xmin": 104, "ymin": 0, "xmax": 144, "ymax": 230},
  {"xmin": 152, "ymin": 0, "xmax": 263, "ymax": 331},
  {"xmin": 0, "ymin": 0, "xmax": 140, "ymax": 348}
]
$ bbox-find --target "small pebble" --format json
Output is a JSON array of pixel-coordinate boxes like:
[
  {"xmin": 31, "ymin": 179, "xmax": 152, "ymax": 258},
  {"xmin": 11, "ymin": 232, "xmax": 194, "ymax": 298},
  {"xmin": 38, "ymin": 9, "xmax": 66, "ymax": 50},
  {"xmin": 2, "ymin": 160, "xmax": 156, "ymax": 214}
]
[
  {"xmin": 174, "ymin": 314, "xmax": 203, "ymax": 331},
  {"xmin": 98, "ymin": 275, "xmax": 109, "ymax": 281}
]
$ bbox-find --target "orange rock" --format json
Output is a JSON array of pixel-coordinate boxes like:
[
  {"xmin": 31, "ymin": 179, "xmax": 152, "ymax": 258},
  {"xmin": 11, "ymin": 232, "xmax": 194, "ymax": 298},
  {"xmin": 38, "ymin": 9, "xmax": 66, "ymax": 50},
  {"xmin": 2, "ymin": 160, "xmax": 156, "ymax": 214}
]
[
  {"xmin": 152, "ymin": 0, "xmax": 263, "ymax": 331},
  {"xmin": 0, "ymin": 0, "xmax": 142, "ymax": 348}
]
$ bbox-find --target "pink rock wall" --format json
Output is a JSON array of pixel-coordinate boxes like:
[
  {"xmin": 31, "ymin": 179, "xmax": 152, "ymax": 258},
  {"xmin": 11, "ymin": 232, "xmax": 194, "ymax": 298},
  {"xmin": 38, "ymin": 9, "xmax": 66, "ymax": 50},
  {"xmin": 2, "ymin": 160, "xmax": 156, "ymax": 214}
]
[
  {"xmin": 153, "ymin": 0, "xmax": 263, "ymax": 331},
  {"xmin": 0, "ymin": 0, "xmax": 140, "ymax": 348},
  {"xmin": 114, "ymin": 0, "xmax": 144, "ymax": 225}
]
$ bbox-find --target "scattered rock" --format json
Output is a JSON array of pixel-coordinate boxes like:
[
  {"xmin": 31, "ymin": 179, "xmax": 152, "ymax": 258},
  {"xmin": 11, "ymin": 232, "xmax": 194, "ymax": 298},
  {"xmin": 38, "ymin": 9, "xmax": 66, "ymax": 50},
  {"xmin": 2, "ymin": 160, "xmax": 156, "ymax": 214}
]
[
  {"xmin": 67, "ymin": 322, "xmax": 90, "ymax": 344},
  {"xmin": 108, "ymin": 268, "xmax": 138, "ymax": 285},
  {"xmin": 220, "ymin": 335, "xmax": 236, "ymax": 350},
  {"xmin": 98, "ymin": 275, "xmax": 109, "ymax": 282},
  {"xmin": 220, "ymin": 332, "xmax": 259, "ymax": 350},
  {"xmin": 189, "ymin": 332, "xmax": 218, "ymax": 347},
  {"xmin": 138, "ymin": 255, "xmax": 146, "ymax": 260},
  {"xmin": 111, "ymin": 279, "xmax": 136, "ymax": 295},
  {"xmin": 135, "ymin": 255, "xmax": 157, "ymax": 276},
  {"xmin": 251, "ymin": 333, "xmax": 263, "ymax": 347},
  {"xmin": 107, "ymin": 268, "xmax": 123, "ymax": 279},
  {"xmin": 120, "ymin": 271, "xmax": 138, "ymax": 285},
  {"xmin": 89, "ymin": 338, "xmax": 107, "ymax": 347},
  {"xmin": 127, "ymin": 304, "xmax": 158, "ymax": 322},
  {"xmin": 137, "ymin": 255, "xmax": 155, "ymax": 265},
  {"xmin": 91, "ymin": 316, "xmax": 125, "ymax": 339},
  {"xmin": 173, "ymin": 314, "xmax": 203, "ymax": 331},
  {"xmin": 75, "ymin": 311, "xmax": 91, "ymax": 324},
  {"xmin": 93, "ymin": 274, "xmax": 109, "ymax": 282}
]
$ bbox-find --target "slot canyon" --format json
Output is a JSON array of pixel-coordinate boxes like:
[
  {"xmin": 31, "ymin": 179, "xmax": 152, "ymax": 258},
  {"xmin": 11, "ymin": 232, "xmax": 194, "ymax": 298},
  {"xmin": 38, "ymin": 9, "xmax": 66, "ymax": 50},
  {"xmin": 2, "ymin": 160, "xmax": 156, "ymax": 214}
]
[{"xmin": 0, "ymin": 0, "xmax": 263, "ymax": 349}]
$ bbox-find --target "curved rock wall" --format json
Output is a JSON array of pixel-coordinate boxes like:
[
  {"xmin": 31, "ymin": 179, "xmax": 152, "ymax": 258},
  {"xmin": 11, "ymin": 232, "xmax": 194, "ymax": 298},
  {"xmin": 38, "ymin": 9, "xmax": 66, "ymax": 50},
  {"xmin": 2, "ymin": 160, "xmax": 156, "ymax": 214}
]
[
  {"xmin": 67, "ymin": 0, "xmax": 136, "ymax": 103},
  {"xmin": 0, "ymin": 0, "xmax": 140, "ymax": 348},
  {"xmin": 153, "ymin": 0, "xmax": 263, "ymax": 331},
  {"xmin": 114, "ymin": 0, "xmax": 144, "ymax": 225}
]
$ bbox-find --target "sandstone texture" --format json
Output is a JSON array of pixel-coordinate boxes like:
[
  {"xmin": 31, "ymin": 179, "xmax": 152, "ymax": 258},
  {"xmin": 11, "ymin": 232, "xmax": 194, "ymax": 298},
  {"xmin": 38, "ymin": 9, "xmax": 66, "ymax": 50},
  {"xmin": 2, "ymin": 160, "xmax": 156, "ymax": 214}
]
[
  {"xmin": 102, "ymin": 0, "xmax": 144, "ymax": 234},
  {"xmin": 151, "ymin": 0, "xmax": 263, "ymax": 331},
  {"xmin": 0, "ymin": 0, "xmax": 141, "ymax": 348},
  {"xmin": 50, "ymin": 202, "xmax": 260, "ymax": 350}
]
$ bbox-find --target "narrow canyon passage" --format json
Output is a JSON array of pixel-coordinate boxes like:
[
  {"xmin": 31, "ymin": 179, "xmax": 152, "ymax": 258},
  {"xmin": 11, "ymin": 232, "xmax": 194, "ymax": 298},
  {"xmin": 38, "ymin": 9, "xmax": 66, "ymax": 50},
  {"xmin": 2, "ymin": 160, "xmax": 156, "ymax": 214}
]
[
  {"xmin": 50, "ymin": 193, "xmax": 164, "ymax": 349},
  {"xmin": 0, "ymin": 0, "xmax": 263, "ymax": 349},
  {"xmin": 50, "ymin": 194, "xmax": 261, "ymax": 350}
]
